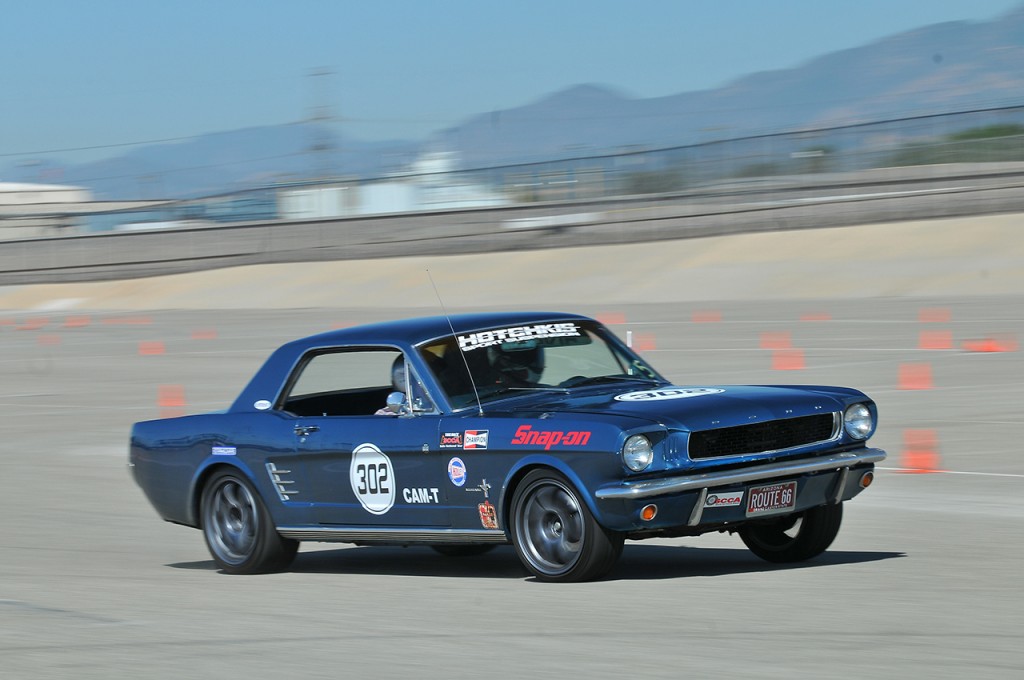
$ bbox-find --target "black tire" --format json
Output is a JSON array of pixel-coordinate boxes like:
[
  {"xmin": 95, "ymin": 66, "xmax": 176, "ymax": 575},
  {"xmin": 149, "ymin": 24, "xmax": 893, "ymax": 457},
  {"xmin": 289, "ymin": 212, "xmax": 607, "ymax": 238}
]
[
  {"xmin": 200, "ymin": 469, "xmax": 299, "ymax": 574},
  {"xmin": 739, "ymin": 502, "xmax": 843, "ymax": 563},
  {"xmin": 510, "ymin": 469, "xmax": 624, "ymax": 582},
  {"xmin": 430, "ymin": 544, "xmax": 497, "ymax": 557}
]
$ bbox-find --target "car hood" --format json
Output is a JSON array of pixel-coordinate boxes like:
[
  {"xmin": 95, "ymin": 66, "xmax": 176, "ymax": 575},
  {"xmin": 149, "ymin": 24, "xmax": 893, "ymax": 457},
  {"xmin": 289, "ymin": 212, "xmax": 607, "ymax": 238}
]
[{"xmin": 500, "ymin": 384, "xmax": 861, "ymax": 431}]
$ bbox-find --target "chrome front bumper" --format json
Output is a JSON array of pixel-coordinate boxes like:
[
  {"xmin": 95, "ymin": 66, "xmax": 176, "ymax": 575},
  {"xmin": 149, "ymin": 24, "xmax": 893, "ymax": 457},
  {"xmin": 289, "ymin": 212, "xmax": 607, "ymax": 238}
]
[{"xmin": 595, "ymin": 448, "xmax": 887, "ymax": 501}]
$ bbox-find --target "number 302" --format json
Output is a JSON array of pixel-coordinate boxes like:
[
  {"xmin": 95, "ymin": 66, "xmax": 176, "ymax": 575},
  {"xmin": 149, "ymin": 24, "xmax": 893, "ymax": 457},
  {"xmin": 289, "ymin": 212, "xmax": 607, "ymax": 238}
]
[{"xmin": 356, "ymin": 462, "xmax": 390, "ymax": 494}]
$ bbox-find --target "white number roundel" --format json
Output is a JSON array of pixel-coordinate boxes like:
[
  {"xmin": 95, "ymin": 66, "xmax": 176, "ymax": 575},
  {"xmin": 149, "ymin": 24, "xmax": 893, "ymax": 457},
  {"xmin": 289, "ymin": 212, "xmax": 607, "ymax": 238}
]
[
  {"xmin": 350, "ymin": 443, "xmax": 395, "ymax": 515},
  {"xmin": 615, "ymin": 387, "xmax": 725, "ymax": 402}
]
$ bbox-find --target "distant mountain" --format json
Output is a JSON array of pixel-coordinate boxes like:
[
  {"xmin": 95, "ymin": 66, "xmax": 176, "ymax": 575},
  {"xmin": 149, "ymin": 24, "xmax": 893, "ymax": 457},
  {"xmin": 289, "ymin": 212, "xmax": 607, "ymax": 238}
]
[
  {"xmin": 6, "ymin": 5, "xmax": 1024, "ymax": 199},
  {"xmin": 4, "ymin": 125, "xmax": 421, "ymax": 200},
  {"xmin": 437, "ymin": 6, "xmax": 1024, "ymax": 167}
]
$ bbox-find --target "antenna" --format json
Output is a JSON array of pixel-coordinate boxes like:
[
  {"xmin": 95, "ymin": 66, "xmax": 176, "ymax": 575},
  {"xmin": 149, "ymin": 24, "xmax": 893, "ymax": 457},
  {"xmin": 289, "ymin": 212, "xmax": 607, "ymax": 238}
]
[{"xmin": 426, "ymin": 269, "xmax": 484, "ymax": 417}]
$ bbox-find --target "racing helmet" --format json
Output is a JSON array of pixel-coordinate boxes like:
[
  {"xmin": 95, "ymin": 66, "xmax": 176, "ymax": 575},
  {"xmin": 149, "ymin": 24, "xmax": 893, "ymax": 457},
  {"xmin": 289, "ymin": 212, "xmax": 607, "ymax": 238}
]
[
  {"xmin": 487, "ymin": 342, "xmax": 544, "ymax": 385},
  {"xmin": 391, "ymin": 355, "xmax": 407, "ymax": 392}
]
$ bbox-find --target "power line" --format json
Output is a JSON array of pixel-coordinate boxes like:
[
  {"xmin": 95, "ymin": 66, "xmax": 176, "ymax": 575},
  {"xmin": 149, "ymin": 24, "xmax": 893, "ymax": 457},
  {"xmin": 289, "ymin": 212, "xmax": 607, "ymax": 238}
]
[
  {"xmin": 0, "ymin": 135, "xmax": 204, "ymax": 159},
  {"xmin": 68, "ymin": 152, "xmax": 306, "ymax": 185}
]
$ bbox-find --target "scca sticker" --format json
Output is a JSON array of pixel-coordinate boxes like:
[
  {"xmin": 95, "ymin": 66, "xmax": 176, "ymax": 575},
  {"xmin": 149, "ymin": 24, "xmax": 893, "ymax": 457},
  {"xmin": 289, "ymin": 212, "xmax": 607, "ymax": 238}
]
[
  {"xmin": 615, "ymin": 387, "xmax": 725, "ymax": 402},
  {"xmin": 704, "ymin": 491, "xmax": 744, "ymax": 508},
  {"xmin": 350, "ymin": 443, "xmax": 395, "ymax": 515}
]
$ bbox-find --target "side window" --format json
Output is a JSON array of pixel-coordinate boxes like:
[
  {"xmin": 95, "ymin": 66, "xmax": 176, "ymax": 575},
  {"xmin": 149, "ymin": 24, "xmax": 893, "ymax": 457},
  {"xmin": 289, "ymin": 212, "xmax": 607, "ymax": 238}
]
[{"xmin": 282, "ymin": 349, "xmax": 401, "ymax": 417}]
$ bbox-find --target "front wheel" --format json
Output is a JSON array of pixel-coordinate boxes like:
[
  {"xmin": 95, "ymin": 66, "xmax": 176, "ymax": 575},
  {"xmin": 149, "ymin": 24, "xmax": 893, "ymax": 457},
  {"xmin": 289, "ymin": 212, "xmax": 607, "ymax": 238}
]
[
  {"xmin": 739, "ymin": 502, "xmax": 843, "ymax": 563},
  {"xmin": 200, "ymin": 469, "xmax": 298, "ymax": 574},
  {"xmin": 510, "ymin": 470, "xmax": 623, "ymax": 582}
]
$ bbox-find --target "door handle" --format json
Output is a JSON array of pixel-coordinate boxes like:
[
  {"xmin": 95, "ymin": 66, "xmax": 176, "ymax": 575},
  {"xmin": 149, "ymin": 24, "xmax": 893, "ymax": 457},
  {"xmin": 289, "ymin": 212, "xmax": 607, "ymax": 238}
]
[{"xmin": 294, "ymin": 425, "xmax": 320, "ymax": 436}]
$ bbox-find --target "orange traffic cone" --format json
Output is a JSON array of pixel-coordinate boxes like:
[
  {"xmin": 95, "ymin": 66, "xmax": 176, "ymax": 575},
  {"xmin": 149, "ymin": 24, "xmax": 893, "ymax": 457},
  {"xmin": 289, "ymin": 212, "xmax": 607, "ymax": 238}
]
[
  {"xmin": 898, "ymin": 363, "xmax": 933, "ymax": 390},
  {"xmin": 918, "ymin": 307, "xmax": 951, "ymax": 323},
  {"xmin": 962, "ymin": 336, "xmax": 1018, "ymax": 353},
  {"xmin": 692, "ymin": 310, "xmax": 722, "ymax": 323},
  {"xmin": 158, "ymin": 385, "xmax": 187, "ymax": 418},
  {"xmin": 898, "ymin": 429, "xmax": 942, "ymax": 474},
  {"xmin": 138, "ymin": 341, "xmax": 166, "ymax": 356},
  {"xmin": 918, "ymin": 330, "xmax": 952, "ymax": 350},
  {"xmin": 772, "ymin": 348, "xmax": 805, "ymax": 370},
  {"xmin": 760, "ymin": 331, "xmax": 792, "ymax": 350}
]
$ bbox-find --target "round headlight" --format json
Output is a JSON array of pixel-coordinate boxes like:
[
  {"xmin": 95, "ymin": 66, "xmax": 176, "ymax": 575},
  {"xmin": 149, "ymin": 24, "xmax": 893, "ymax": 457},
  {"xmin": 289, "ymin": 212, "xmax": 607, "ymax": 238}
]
[
  {"xmin": 844, "ymin": 403, "xmax": 874, "ymax": 440},
  {"xmin": 623, "ymin": 435, "xmax": 654, "ymax": 472}
]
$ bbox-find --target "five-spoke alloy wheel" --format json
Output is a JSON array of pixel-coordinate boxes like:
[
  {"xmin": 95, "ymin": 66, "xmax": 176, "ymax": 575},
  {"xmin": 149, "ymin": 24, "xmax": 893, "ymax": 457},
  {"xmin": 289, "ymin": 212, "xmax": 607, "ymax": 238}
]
[
  {"xmin": 510, "ymin": 469, "xmax": 623, "ymax": 582},
  {"xmin": 201, "ymin": 469, "xmax": 298, "ymax": 574}
]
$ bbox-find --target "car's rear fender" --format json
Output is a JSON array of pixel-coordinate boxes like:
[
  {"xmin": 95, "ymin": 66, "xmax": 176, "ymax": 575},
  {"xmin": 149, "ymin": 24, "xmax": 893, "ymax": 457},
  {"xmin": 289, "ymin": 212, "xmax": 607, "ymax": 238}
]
[{"xmin": 187, "ymin": 457, "xmax": 263, "ymax": 528}]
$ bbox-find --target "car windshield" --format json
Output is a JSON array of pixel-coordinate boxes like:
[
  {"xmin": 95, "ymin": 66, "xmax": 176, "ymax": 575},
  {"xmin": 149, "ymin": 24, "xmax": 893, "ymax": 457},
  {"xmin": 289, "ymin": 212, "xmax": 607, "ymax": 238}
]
[{"xmin": 416, "ymin": 320, "xmax": 664, "ymax": 410}]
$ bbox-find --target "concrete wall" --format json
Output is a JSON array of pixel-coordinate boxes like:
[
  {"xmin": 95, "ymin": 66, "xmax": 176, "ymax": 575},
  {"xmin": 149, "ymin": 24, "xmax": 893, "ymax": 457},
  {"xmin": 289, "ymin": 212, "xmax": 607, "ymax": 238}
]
[{"xmin": 3, "ymin": 167, "xmax": 1024, "ymax": 286}]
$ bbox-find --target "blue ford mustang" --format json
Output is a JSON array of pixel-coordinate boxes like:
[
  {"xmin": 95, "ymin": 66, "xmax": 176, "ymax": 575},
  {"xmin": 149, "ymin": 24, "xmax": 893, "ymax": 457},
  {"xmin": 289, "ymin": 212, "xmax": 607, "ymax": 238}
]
[{"xmin": 130, "ymin": 312, "xmax": 886, "ymax": 582}]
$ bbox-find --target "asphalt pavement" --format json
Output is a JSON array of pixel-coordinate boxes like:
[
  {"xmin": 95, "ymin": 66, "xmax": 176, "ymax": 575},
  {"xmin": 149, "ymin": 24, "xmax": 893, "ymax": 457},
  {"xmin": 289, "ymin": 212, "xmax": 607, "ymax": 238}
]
[{"xmin": 2, "ymin": 294, "xmax": 1022, "ymax": 679}]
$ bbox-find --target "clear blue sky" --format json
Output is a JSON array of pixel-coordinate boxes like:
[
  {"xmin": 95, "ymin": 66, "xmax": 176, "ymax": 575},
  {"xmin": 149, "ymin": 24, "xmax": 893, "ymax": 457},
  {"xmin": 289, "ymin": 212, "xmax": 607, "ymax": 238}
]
[{"xmin": 2, "ymin": 0, "xmax": 1022, "ymax": 164}]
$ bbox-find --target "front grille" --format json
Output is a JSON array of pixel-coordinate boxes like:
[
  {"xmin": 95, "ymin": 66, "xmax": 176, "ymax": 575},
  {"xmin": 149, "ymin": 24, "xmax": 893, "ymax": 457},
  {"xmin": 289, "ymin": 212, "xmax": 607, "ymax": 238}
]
[{"xmin": 688, "ymin": 413, "xmax": 837, "ymax": 460}]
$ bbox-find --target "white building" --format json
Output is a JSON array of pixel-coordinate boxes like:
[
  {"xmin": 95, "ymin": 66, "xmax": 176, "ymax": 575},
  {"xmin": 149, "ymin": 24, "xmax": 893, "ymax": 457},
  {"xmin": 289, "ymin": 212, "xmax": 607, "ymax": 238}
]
[
  {"xmin": 0, "ymin": 182, "xmax": 91, "ymax": 205},
  {"xmin": 0, "ymin": 182, "xmax": 93, "ymax": 238},
  {"xmin": 278, "ymin": 151, "xmax": 507, "ymax": 220}
]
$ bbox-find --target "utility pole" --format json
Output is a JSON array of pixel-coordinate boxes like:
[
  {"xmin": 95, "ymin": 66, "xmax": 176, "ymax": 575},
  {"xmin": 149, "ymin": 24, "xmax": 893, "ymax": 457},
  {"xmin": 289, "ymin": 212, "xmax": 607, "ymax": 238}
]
[{"xmin": 306, "ymin": 68, "xmax": 336, "ymax": 181}]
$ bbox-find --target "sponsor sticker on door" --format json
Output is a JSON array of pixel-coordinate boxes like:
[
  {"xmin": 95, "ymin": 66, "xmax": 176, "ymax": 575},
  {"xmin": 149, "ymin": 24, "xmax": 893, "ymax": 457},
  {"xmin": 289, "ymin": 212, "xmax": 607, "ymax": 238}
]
[
  {"xmin": 464, "ymin": 430, "xmax": 489, "ymax": 449},
  {"xmin": 448, "ymin": 457, "xmax": 467, "ymax": 486}
]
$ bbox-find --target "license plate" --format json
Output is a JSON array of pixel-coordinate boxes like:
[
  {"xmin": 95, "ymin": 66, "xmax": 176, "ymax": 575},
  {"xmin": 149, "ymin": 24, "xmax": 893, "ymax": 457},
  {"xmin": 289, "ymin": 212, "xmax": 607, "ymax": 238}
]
[{"xmin": 746, "ymin": 481, "xmax": 797, "ymax": 517}]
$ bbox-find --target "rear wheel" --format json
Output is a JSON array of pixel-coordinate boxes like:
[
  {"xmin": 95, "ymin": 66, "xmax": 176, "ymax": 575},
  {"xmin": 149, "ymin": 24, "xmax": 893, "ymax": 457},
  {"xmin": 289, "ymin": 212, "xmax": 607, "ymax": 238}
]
[
  {"xmin": 739, "ymin": 502, "xmax": 843, "ymax": 563},
  {"xmin": 510, "ymin": 469, "xmax": 623, "ymax": 582},
  {"xmin": 201, "ymin": 469, "xmax": 298, "ymax": 574}
]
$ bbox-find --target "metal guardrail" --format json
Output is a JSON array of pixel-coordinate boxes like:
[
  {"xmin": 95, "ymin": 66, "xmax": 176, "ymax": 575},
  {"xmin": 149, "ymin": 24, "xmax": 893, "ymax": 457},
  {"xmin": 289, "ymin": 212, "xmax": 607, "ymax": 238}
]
[{"xmin": 3, "ymin": 166, "xmax": 1024, "ymax": 285}]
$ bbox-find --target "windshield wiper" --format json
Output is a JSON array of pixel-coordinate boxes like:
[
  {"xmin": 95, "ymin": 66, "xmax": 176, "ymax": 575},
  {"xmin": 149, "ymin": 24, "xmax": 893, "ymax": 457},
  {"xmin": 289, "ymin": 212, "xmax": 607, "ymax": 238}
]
[
  {"xmin": 559, "ymin": 375, "xmax": 665, "ymax": 389},
  {"xmin": 475, "ymin": 384, "xmax": 562, "ymax": 401}
]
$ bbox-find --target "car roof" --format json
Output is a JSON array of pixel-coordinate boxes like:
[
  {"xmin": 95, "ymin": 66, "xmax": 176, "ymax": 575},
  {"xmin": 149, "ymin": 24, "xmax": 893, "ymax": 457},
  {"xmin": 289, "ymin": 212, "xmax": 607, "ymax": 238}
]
[
  {"xmin": 229, "ymin": 311, "xmax": 596, "ymax": 413},
  {"xmin": 287, "ymin": 311, "xmax": 593, "ymax": 350}
]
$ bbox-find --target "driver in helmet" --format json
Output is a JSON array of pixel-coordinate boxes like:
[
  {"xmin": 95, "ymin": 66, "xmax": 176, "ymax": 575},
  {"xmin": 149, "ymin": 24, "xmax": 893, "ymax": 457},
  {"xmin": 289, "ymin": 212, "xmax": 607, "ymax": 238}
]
[
  {"xmin": 375, "ymin": 355, "xmax": 408, "ymax": 415},
  {"xmin": 487, "ymin": 342, "xmax": 544, "ymax": 387}
]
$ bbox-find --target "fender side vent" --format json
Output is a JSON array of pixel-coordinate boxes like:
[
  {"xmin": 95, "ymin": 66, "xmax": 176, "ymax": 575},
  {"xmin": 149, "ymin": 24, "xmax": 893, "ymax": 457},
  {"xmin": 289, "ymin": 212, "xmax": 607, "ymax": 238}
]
[{"xmin": 266, "ymin": 462, "xmax": 298, "ymax": 501}]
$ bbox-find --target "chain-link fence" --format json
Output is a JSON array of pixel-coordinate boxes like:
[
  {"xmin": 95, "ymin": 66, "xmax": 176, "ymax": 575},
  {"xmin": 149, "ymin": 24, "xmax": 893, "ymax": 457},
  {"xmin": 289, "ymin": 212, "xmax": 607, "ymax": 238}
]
[{"xmin": 4, "ymin": 104, "xmax": 1024, "ymax": 238}]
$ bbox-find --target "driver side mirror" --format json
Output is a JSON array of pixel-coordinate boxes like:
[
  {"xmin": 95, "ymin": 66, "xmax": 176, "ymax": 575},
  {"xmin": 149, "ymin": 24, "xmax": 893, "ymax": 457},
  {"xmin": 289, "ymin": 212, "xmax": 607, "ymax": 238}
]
[{"xmin": 385, "ymin": 391, "xmax": 408, "ymax": 415}]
